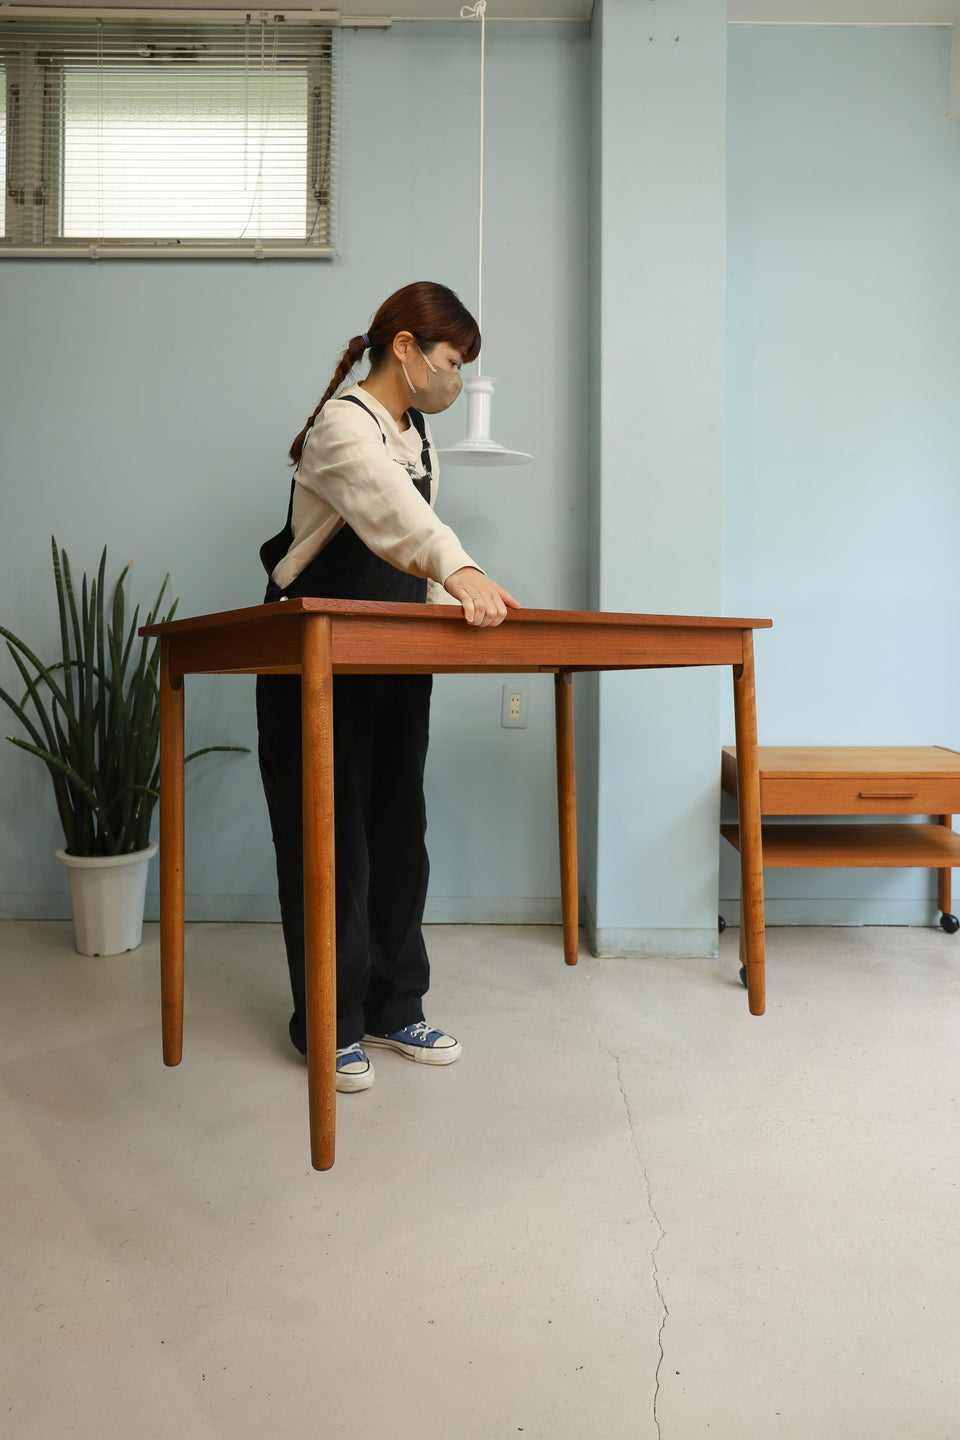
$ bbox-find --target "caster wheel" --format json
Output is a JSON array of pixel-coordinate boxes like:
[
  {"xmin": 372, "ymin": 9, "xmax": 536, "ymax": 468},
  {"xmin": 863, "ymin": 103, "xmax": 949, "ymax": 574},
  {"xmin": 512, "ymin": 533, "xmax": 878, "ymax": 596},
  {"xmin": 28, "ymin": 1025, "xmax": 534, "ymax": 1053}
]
[
  {"xmin": 739, "ymin": 965, "xmax": 748, "ymax": 988},
  {"xmin": 719, "ymin": 915, "xmax": 726, "ymax": 934},
  {"xmin": 939, "ymin": 912, "xmax": 959, "ymax": 934}
]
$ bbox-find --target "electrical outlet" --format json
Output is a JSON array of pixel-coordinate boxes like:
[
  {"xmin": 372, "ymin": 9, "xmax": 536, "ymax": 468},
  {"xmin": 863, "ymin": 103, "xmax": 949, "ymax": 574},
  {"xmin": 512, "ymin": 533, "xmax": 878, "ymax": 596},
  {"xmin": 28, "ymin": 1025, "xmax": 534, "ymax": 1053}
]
[{"xmin": 501, "ymin": 684, "xmax": 528, "ymax": 729}]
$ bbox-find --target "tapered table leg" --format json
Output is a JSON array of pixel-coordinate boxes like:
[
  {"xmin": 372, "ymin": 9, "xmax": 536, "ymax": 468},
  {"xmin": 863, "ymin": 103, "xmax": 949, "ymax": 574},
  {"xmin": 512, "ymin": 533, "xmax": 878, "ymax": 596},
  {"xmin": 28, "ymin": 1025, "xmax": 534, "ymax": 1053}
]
[
  {"xmin": 301, "ymin": 616, "xmax": 337, "ymax": 1171},
  {"xmin": 732, "ymin": 631, "xmax": 766, "ymax": 1015},
  {"xmin": 159, "ymin": 640, "xmax": 185, "ymax": 1064},
  {"xmin": 938, "ymin": 816, "xmax": 952, "ymax": 918},
  {"xmin": 554, "ymin": 670, "xmax": 579, "ymax": 966}
]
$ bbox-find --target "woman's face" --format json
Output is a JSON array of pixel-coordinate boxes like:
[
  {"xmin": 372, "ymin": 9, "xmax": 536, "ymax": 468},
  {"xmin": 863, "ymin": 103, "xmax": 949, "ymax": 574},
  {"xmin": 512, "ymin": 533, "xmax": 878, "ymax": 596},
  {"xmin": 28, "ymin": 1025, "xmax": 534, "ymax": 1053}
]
[
  {"xmin": 416, "ymin": 341, "xmax": 465, "ymax": 381},
  {"xmin": 404, "ymin": 340, "xmax": 465, "ymax": 414}
]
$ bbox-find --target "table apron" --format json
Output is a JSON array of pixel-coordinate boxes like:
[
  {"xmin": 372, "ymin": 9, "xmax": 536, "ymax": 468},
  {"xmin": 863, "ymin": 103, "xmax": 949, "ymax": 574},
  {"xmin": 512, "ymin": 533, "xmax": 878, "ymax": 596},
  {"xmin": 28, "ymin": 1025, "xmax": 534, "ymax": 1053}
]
[
  {"xmin": 164, "ymin": 621, "xmax": 746, "ymax": 678},
  {"xmin": 165, "ymin": 619, "xmax": 302, "ymax": 677},
  {"xmin": 328, "ymin": 622, "xmax": 745, "ymax": 672}
]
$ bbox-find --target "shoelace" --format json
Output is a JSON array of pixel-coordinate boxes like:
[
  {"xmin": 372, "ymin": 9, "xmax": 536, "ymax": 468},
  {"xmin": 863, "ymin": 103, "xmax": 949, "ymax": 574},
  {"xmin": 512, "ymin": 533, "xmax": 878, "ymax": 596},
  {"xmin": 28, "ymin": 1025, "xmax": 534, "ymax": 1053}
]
[
  {"xmin": 404, "ymin": 1021, "xmax": 439, "ymax": 1042},
  {"xmin": 336, "ymin": 1042, "xmax": 365, "ymax": 1061}
]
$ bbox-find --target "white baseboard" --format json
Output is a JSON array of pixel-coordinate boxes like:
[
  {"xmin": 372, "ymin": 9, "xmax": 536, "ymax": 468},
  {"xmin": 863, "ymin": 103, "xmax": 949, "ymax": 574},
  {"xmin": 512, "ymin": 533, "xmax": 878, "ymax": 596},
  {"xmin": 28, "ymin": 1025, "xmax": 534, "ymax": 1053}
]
[
  {"xmin": 3, "ymin": 892, "xmax": 951, "ymax": 932},
  {"xmin": 145, "ymin": 894, "xmax": 283, "ymax": 923},
  {"xmin": 581, "ymin": 896, "xmax": 719, "ymax": 958},
  {"xmin": 595, "ymin": 928, "xmax": 720, "ymax": 959},
  {"xmin": 0, "ymin": 892, "xmax": 561, "ymax": 925},
  {"xmin": 0, "ymin": 892, "xmax": 284, "ymax": 923},
  {"xmin": 423, "ymin": 896, "xmax": 562, "ymax": 924},
  {"xmin": 0, "ymin": 892, "xmax": 73, "ymax": 921},
  {"xmin": 718, "ymin": 898, "xmax": 946, "ymax": 927}
]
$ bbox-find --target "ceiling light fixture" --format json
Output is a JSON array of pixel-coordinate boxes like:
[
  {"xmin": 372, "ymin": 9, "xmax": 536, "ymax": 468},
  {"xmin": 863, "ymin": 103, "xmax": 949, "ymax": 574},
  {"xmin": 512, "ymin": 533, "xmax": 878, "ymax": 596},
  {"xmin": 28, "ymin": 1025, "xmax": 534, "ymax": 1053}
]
[{"xmin": 437, "ymin": 0, "xmax": 534, "ymax": 468}]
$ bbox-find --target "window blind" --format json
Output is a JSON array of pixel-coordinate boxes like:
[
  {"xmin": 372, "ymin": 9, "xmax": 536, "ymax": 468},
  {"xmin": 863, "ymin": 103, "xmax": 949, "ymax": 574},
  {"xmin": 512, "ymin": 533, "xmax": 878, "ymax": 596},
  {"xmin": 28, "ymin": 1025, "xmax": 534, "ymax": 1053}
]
[
  {"xmin": 0, "ymin": 12, "xmax": 338, "ymax": 256},
  {"xmin": 0, "ymin": 66, "xmax": 7, "ymax": 240}
]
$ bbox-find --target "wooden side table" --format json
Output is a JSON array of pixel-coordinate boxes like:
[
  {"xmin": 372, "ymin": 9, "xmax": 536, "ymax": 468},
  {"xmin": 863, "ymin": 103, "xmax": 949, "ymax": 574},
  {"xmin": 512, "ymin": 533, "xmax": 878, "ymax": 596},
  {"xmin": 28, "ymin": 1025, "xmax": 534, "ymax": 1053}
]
[{"xmin": 721, "ymin": 747, "xmax": 960, "ymax": 978}]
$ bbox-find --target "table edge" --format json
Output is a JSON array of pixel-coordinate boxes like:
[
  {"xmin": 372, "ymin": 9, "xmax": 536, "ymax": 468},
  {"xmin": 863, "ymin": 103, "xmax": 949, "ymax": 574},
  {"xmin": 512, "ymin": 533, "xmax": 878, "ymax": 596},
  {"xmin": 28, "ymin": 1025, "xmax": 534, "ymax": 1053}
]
[
  {"xmin": 721, "ymin": 744, "xmax": 960, "ymax": 777},
  {"xmin": 141, "ymin": 600, "xmax": 773, "ymax": 639}
]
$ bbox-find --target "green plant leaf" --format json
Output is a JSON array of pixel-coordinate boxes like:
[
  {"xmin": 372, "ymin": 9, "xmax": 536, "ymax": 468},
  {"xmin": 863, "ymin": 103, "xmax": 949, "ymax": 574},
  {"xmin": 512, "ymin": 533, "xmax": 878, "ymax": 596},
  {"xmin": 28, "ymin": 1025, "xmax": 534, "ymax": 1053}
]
[
  {"xmin": 81, "ymin": 572, "xmax": 97, "ymax": 846},
  {"xmin": 3, "ymin": 643, "xmax": 63, "ymax": 756},
  {"xmin": 0, "ymin": 685, "xmax": 48, "ymax": 753},
  {"xmin": 50, "ymin": 538, "xmax": 76, "ymax": 716},
  {"xmin": 5, "ymin": 735, "xmax": 118, "ymax": 851},
  {"xmin": 0, "ymin": 624, "xmax": 74, "ymax": 720},
  {"xmin": 95, "ymin": 549, "xmax": 107, "ymax": 785},
  {"xmin": 4, "ymin": 548, "xmax": 247, "ymax": 857},
  {"xmin": 61, "ymin": 546, "xmax": 86, "ymax": 714},
  {"xmin": 185, "ymin": 745, "xmax": 252, "ymax": 761},
  {"xmin": 2, "ymin": 646, "xmax": 88, "ymax": 853}
]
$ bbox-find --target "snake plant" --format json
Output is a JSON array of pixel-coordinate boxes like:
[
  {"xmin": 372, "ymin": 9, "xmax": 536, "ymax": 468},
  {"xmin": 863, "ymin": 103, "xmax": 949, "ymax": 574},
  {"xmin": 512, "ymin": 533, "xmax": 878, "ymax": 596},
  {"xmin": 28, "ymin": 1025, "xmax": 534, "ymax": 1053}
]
[{"xmin": 0, "ymin": 537, "xmax": 247, "ymax": 857}]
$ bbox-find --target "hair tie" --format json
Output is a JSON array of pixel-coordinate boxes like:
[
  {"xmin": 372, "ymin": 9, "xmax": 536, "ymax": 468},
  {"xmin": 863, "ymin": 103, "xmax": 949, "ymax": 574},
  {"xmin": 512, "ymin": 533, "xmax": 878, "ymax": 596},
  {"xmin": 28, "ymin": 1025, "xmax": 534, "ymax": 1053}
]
[{"xmin": 361, "ymin": 333, "xmax": 371, "ymax": 349}]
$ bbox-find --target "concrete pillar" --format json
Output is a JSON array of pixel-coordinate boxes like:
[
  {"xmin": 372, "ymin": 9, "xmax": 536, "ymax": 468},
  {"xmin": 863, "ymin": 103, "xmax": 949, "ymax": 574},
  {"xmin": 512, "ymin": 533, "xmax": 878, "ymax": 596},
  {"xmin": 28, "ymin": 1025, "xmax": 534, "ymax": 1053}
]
[{"xmin": 584, "ymin": 0, "xmax": 727, "ymax": 956}]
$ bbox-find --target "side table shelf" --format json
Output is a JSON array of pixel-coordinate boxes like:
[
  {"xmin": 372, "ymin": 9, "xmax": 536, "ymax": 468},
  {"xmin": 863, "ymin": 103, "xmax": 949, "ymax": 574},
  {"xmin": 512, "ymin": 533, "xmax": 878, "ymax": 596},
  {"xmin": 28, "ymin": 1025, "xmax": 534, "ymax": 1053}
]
[
  {"xmin": 721, "ymin": 748, "xmax": 960, "ymax": 980},
  {"xmin": 721, "ymin": 821, "xmax": 960, "ymax": 872}
]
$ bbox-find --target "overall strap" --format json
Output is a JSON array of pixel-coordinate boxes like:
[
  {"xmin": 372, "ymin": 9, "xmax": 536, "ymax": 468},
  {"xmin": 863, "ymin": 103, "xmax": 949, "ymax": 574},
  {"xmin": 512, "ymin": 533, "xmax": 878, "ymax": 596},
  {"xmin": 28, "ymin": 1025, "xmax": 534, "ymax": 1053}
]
[
  {"xmin": 260, "ymin": 394, "xmax": 432, "ymax": 582},
  {"xmin": 341, "ymin": 393, "xmax": 432, "ymax": 478},
  {"xmin": 339, "ymin": 392, "xmax": 388, "ymax": 445},
  {"xmin": 406, "ymin": 406, "xmax": 433, "ymax": 478},
  {"xmin": 262, "ymin": 396, "xmax": 388, "ymax": 575}
]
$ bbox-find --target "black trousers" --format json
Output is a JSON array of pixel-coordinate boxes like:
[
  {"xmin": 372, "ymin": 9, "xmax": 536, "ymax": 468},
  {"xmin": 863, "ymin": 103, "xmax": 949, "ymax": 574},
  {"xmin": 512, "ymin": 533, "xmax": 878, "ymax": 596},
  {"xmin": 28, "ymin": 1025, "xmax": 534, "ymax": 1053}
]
[{"xmin": 256, "ymin": 670, "xmax": 433, "ymax": 1053}]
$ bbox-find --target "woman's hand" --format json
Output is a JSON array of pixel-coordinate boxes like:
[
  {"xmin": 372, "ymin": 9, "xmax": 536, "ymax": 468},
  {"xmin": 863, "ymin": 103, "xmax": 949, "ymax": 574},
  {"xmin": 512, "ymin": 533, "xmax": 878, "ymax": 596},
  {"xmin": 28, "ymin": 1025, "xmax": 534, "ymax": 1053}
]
[{"xmin": 444, "ymin": 567, "xmax": 521, "ymax": 628}]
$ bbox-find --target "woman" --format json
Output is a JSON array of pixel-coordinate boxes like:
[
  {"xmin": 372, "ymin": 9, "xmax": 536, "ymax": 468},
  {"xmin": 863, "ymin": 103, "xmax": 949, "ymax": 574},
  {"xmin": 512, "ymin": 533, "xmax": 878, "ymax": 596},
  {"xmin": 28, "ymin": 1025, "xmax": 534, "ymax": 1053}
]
[{"xmin": 256, "ymin": 282, "xmax": 519, "ymax": 1092}]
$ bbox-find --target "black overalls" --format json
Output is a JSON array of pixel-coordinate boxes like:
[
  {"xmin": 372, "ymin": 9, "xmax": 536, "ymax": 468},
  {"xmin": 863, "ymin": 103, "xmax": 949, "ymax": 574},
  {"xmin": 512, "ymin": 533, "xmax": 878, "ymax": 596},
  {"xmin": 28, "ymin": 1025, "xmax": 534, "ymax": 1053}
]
[{"xmin": 256, "ymin": 396, "xmax": 434, "ymax": 1055}]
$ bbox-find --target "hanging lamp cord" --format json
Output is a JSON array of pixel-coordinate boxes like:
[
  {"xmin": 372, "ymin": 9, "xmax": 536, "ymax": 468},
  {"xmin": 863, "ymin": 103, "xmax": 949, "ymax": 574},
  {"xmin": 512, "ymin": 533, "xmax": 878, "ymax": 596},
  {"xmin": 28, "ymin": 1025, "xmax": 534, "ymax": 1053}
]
[{"xmin": 460, "ymin": 0, "xmax": 486, "ymax": 376}]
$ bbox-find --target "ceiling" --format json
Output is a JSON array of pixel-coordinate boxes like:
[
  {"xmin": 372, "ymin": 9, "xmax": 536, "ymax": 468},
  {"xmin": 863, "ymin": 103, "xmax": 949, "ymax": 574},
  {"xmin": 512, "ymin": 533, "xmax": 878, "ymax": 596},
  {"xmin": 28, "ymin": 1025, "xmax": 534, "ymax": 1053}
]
[
  {"xmin": 729, "ymin": 0, "xmax": 960, "ymax": 19},
  {"xmin": 5, "ymin": 0, "xmax": 959, "ymax": 20},
  {"xmin": 363, "ymin": 0, "xmax": 960, "ymax": 16}
]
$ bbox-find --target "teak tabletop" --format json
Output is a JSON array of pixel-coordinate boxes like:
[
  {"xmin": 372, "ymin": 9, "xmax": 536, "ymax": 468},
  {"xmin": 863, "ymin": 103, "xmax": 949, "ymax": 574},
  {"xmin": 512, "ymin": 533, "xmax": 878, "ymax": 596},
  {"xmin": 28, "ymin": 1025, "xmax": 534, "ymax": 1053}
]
[
  {"xmin": 142, "ymin": 600, "xmax": 772, "ymax": 1170},
  {"xmin": 723, "ymin": 745, "xmax": 960, "ymax": 779}
]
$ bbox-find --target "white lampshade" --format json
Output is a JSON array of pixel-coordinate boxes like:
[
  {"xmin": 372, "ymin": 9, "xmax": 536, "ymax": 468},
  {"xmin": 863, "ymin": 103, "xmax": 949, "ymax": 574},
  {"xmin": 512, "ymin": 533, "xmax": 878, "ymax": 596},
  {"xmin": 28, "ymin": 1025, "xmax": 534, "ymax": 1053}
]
[{"xmin": 437, "ymin": 376, "xmax": 533, "ymax": 467}]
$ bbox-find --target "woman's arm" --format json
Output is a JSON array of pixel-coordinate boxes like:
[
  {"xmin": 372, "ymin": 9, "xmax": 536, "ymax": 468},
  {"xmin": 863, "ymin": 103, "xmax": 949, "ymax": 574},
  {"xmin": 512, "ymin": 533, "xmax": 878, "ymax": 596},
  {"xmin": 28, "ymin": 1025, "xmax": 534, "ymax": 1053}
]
[{"xmin": 298, "ymin": 404, "xmax": 477, "ymax": 586}]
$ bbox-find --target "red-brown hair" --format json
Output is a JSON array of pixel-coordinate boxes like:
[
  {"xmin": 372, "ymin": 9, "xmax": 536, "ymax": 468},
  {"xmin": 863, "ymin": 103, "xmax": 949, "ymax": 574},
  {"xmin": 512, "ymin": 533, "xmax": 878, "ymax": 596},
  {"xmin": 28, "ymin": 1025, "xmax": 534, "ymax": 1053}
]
[{"xmin": 288, "ymin": 281, "xmax": 481, "ymax": 464}]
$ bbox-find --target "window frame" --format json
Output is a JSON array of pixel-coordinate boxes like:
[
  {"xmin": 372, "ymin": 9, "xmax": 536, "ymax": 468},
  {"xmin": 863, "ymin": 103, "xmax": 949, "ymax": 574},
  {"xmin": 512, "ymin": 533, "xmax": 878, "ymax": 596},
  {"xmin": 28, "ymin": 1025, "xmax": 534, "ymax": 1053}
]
[{"xmin": 0, "ymin": 11, "xmax": 339, "ymax": 259}]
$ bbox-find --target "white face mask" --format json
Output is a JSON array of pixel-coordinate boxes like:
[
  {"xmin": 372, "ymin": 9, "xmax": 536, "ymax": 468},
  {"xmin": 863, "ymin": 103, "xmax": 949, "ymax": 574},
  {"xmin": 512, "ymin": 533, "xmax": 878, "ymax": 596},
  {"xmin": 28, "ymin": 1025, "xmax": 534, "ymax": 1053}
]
[{"xmin": 402, "ymin": 346, "xmax": 462, "ymax": 414}]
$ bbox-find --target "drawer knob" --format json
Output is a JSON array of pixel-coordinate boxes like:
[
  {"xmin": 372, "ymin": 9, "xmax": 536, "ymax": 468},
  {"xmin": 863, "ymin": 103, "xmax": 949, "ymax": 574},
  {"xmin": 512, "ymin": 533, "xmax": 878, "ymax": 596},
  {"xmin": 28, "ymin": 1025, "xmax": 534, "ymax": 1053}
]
[{"xmin": 858, "ymin": 790, "xmax": 918, "ymax": 800}]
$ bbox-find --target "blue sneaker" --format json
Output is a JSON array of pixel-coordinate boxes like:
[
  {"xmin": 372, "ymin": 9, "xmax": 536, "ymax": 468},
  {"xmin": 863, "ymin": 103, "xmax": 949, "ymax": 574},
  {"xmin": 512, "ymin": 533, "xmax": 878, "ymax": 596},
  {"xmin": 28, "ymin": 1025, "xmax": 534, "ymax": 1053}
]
[
  {"xmin": 363, "ymin": 1021, "xmax": 462, "ymax": 1065},
  {"xmin": 336, "ymin": 1042, "xmax": 374, "ymax": 1092}
]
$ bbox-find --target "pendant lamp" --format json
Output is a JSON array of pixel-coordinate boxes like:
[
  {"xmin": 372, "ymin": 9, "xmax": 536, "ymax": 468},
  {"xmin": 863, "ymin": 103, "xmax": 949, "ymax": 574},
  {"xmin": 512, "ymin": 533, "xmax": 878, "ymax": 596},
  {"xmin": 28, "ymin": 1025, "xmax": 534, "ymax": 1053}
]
[{"xmin": 437, "ymin": 1, "xmax": 533, "ymax": 468}]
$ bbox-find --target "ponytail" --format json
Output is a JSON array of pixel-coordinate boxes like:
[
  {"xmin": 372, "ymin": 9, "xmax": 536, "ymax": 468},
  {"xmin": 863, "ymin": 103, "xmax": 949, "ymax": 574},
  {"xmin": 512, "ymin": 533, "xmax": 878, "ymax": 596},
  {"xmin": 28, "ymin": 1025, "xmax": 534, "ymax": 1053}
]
[
  {"xmin": 288, "ymin": 282, "xmax": 480, "ymax": 466},
  {"xmin": 288, "ymin": 333, "xmax": 368, "ymax": 465}
]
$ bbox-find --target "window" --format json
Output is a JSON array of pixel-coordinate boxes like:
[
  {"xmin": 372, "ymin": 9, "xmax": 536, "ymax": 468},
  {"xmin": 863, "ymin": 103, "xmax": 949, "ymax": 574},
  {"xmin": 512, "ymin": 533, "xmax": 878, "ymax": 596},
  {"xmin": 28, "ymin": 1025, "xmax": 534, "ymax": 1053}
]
[
  {"xmin": 0, "ymin": 13, "xmax": 338, "ymax": 257},
  {"xmin": 0, "ymin": 64, "xmax": 6, "ymax": 240}
]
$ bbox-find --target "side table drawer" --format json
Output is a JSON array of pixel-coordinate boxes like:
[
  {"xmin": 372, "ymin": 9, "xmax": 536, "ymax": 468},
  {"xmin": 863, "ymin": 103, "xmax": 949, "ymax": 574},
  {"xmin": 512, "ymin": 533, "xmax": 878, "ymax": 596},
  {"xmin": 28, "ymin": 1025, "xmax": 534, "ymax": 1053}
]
[{"xmin": 758, "ymin": 776, "xmax": 960, "ymax": 816}]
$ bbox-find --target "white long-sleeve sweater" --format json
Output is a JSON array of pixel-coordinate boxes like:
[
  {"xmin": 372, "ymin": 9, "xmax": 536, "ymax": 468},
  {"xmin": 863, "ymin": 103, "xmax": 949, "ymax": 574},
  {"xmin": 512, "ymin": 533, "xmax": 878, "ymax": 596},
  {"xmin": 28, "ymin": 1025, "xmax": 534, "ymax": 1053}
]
[{"xmin": 271, "ymin": 382, "xmax": 478, "ymax": 603}]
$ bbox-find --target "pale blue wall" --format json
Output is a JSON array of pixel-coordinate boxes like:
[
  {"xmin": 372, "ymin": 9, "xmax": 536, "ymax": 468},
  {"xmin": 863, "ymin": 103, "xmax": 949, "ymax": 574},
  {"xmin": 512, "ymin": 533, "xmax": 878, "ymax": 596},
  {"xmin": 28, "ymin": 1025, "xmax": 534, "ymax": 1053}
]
[
  {"xmin": 0, "ymin": 21, "xmax": 591, "ymax": 921},
  {"xmin": 4, "ymin": 19, "xmax": 960, "ymax": 936},
  {"xmin": 722, "ymin": 25, "xmax": 960, "ymax": 923}
]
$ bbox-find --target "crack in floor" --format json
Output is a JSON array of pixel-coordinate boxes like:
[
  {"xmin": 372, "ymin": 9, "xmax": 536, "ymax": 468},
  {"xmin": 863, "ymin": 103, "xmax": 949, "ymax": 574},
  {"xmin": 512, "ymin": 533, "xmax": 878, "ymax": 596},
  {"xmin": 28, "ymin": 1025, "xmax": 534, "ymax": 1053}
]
[{"xmin": 594, "ymin": 1028, "xmax": 669, "ymax": 1440}]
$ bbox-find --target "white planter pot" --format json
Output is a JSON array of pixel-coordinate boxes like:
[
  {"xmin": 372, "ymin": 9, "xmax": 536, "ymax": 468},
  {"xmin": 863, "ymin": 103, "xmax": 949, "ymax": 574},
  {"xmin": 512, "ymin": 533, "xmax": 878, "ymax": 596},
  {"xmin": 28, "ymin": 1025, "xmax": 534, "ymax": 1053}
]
[{"xmin": 55, "ymin": 842, "xmax": 158, "ymax": 956}]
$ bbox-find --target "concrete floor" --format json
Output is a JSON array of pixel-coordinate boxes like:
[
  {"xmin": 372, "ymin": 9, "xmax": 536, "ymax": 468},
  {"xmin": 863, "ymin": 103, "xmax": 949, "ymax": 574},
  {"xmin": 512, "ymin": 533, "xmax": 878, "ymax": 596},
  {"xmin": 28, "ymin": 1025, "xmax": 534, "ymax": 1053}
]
[{"xmin": 2, "ymin": 919, "xmax": 959, "ymax": 1439}]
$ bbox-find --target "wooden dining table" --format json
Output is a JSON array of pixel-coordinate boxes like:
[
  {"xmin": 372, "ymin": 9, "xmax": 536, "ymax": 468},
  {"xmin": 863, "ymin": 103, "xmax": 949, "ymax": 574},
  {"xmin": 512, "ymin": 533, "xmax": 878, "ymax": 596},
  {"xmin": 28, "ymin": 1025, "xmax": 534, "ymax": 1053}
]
[{"xmin": 142, "ymin": 600, "xmax": 771, "ymax": 1170}]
